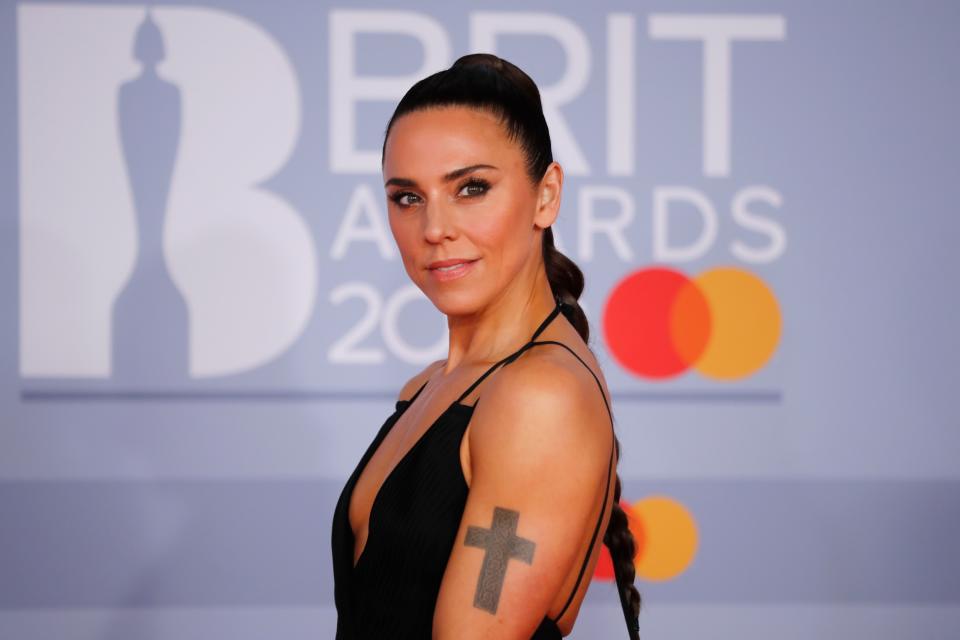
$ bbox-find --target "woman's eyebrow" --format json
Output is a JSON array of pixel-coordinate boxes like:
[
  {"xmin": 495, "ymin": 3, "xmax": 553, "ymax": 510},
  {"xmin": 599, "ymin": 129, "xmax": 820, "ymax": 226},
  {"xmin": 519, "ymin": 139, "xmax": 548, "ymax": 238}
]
[
  {"xmin": 384, "ymin": 164, "xmax": 499, "ymax": 188},
  {"xmin": 443, "ymin": 163, "xmax": 498, "ymax": 181}
]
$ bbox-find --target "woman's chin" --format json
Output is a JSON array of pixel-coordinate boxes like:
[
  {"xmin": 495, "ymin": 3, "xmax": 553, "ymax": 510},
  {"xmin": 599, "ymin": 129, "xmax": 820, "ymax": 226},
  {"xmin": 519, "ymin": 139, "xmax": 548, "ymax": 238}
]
[{"xmin": 425, "ymin": 290, "xmax": 486, "ymax": 318}]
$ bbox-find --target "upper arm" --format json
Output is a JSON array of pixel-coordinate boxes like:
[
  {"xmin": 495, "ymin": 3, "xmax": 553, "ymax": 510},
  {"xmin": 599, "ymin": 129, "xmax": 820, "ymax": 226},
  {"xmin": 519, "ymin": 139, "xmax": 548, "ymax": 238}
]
[{"xmin": 432, "ymin": 354, "xmax": 613, "ymax": 639}]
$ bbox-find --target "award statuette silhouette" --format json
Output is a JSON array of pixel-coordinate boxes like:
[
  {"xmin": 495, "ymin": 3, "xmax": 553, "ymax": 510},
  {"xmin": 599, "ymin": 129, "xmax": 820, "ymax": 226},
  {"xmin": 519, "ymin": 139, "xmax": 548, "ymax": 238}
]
[{"xmin": 112, "ymin": 12, "xmax": 190, "ymax": 385}]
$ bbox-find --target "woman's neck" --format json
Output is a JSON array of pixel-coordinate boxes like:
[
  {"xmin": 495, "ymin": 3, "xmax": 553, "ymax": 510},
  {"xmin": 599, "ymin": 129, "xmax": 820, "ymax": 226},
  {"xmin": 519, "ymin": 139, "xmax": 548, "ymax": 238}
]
[{"xmin": 441, "ymin": 274, "xmax": 557, "ymax": 374}]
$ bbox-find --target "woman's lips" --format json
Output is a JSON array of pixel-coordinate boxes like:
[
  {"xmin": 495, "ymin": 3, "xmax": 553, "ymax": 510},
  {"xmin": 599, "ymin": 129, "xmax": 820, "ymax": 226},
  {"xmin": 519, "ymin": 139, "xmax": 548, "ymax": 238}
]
[{"xmin": 428, "ymin": 259, "xmax": 478, "ymax": 282}]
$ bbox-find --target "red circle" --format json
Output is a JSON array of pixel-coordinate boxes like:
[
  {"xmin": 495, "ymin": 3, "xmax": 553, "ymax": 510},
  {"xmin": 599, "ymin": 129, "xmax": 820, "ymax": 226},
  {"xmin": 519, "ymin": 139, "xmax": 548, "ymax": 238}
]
[{"xmin": 603, "ymin": 268, "xmax": 710, "ymax": 379}]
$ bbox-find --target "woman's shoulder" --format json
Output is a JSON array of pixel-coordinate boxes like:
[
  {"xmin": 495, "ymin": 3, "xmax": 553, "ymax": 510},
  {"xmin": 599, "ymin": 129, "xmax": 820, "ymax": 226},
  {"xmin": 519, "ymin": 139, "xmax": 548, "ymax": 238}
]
[
  {"xmin": 395, "ymin": 358, "xmax": 446, "ymax": 403},
  {"xmin": 468, "ymin": 341, "xmax": 613, "ymax": 466},
  {"xmin": 499, "ymin": 338, "xmax": 610, "ymax": 411}
]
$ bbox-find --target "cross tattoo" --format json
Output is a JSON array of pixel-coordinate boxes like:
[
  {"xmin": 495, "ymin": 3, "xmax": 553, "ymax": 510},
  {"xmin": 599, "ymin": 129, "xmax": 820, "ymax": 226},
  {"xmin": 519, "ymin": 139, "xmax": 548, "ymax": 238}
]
[{"xmin": 464, "ymin": 506, "xmax": 536, "ymax": 614}]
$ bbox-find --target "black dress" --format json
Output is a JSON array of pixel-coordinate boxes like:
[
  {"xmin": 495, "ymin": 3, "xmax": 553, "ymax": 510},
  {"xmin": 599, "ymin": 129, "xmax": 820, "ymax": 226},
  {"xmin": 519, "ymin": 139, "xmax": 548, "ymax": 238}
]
[{"xmin": 331, "ymin": 303, "xmax": 636, "ymax": 639}]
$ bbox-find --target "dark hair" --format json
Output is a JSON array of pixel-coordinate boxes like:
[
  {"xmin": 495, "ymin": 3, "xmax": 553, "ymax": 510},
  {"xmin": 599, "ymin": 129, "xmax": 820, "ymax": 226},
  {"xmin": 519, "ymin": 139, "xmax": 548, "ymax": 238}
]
[{"xmin": 382, "ymin": 53, "xmax": 641, "ymax": 637}]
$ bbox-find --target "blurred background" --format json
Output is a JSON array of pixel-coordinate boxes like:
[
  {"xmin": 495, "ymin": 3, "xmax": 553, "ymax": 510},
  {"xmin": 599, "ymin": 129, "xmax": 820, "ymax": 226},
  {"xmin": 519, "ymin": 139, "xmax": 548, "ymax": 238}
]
[{"xmin": 2, "ymin": 1, "xmax": 958, "ymax": 638}]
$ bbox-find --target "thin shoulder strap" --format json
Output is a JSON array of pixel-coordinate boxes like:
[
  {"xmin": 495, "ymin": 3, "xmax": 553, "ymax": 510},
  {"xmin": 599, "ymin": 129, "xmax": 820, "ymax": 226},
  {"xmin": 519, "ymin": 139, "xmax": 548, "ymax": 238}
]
[
  {"xmin": 406, "ymin": 378, "xmax": 429, "ymax": 404},
  {"xmin": 515, "ymin": 340, "xmax": 616, "ymax": 625},
  {"xmin": 454, "ymin": 303, "xmax": 563, "ymax": 404},
  {"xmin": 532, "ymin": 341, "xmax": 638, "ymax": 637},
  {"xmin": 401, "ymin": 347, "xmax": 462, "ymax": 405}
]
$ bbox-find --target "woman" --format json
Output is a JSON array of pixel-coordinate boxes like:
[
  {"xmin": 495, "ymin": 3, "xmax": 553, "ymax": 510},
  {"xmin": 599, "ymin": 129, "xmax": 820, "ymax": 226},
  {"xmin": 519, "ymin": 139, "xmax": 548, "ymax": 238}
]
[{"xmin": 331, "ymin": 53, "xmax": 641, "ymax": 639}]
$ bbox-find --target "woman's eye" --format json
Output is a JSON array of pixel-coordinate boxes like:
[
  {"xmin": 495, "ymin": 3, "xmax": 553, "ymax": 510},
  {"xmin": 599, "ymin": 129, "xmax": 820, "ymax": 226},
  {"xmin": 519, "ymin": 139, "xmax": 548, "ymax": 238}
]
[
  {"xmin": 389, "ymin": 191, "xmax": 421, "ymax": 207},
  {"xmin": 458, "ymin": 179, "xmax": 490, "ymax": 198}
]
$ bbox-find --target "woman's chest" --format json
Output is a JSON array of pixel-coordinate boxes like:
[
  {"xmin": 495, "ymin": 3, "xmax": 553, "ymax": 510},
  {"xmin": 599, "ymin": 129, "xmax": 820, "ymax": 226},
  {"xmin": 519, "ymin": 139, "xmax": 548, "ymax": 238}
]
[{"xmin": 347, "ymin": 404, "xmax": 474, "ymax": 565}]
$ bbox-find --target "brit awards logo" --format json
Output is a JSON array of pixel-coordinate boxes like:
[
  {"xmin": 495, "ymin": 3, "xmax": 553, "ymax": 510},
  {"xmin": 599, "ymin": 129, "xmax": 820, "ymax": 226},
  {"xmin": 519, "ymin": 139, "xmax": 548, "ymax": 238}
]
[
  {"xmin": 16, "ymin": 4, "xmax": 788, "ymax": 588},
  {"xmin": 18, "ymin": 4, "xmax": 316, "ymax": 386}
]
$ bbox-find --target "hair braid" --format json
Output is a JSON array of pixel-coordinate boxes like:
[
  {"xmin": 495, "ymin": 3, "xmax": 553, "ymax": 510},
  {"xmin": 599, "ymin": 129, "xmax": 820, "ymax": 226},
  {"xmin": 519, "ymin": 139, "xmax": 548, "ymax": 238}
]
[{"xmin": 543, "ymin": 228, "xmax": 642, "ymax": 639}]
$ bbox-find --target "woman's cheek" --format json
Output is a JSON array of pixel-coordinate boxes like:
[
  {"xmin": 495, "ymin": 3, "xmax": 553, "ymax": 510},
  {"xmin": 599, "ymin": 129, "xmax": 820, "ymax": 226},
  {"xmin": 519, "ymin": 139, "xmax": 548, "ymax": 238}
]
[{"xmin": 464, "ymin": 206, "xmax": 511, "ymax": 246}]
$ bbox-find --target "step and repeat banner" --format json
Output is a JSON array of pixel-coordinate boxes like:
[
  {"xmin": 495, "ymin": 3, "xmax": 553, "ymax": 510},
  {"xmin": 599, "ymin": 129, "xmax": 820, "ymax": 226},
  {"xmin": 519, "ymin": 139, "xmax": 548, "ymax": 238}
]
[{"xmin": 2, "ymin": 1, "xmax": 958, "ymax": 638}]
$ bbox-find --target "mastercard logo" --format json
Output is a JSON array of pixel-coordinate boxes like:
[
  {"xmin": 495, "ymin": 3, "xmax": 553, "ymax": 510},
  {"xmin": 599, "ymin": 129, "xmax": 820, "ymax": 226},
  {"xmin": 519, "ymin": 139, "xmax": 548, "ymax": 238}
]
[
  {"xmin": 603, "ymin": 266, "xmax": 782, "ymax": 380},
  {"xmin": 594, "ymin": 495, "xmax": 698, "ymax": 582}
]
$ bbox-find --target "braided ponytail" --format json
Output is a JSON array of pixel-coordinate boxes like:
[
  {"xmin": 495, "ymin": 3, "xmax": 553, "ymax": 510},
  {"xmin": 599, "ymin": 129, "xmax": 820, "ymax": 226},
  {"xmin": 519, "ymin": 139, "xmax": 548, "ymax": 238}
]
[{"xmin": 543, "ymin": 228, "xmax": 642, "ymax": 639}]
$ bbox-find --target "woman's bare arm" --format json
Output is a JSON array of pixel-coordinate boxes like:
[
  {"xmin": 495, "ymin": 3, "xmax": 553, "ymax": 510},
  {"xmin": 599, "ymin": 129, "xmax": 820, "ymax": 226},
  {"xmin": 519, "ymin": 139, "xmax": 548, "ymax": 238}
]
[{"xmin": 432, "ymin": 351, "xmax": 612, "ymax": 639}]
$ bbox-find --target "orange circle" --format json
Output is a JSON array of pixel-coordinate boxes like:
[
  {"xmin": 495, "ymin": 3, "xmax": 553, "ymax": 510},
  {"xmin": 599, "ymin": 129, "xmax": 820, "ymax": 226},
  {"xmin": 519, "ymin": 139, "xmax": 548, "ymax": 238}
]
[
  {"xmin": 691, "ymin": 267, "xmax": 782, "ymax": 380},
  {"xmin": 629, "ymin": 496, "xmax": 698, "ymax": 581}
]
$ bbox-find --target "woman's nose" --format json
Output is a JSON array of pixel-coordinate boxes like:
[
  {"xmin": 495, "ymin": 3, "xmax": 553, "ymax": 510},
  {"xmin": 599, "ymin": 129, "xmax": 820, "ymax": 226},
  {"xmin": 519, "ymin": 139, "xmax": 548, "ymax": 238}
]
[{"xmin": 422, "ymin": 198, "xmax": 456, "ymax": 244}]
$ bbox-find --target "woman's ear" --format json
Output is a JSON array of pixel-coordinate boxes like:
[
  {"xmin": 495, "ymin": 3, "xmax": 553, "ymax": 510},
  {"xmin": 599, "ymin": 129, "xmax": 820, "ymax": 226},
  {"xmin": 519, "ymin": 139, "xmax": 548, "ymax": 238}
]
[{"xmin": 534, "ymin": 161, "xmax": 563, "ymax": 229}]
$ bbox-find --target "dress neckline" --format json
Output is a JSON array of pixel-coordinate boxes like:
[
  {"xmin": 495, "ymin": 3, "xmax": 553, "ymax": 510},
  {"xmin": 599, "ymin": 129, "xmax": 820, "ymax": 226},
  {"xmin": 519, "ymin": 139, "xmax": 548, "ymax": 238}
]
[
  {"xmin": 348, "ymin": 301, "xmax": 563, "ymax": 571},
  {"xmin": 350, "ymin": 397, "xmax": 473, "ymax": 571}
]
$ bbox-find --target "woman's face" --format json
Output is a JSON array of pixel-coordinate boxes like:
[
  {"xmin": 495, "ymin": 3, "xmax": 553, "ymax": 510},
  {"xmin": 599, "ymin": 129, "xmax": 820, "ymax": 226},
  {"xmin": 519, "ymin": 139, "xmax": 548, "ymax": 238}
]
[{"xmin": 382, "ymin": 106, "xmax": 559, "ymax": 316}]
